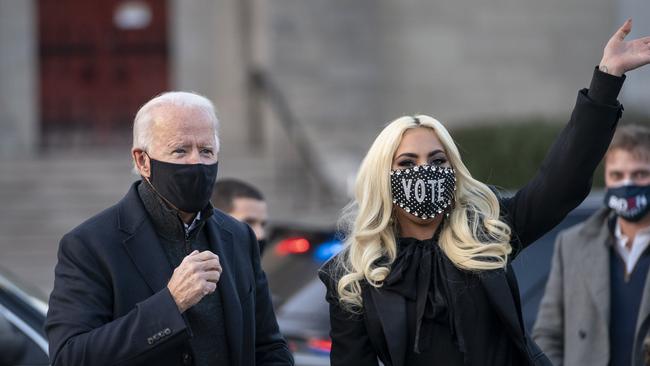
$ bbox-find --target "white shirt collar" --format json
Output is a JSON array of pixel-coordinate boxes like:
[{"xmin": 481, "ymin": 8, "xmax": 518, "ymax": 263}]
[
  {"xmin": 183, "ymin": 211, "xmax": 202, "ymax": 234},
  {"xmin": 613, "ymin": 220, "xmax": 650, "ymax": 276}
]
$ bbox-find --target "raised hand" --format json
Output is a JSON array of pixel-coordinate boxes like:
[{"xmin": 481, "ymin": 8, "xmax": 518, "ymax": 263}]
[
  {"xmin": 167, "ymin": 250, "xmax": 222, "ymax": 313},
  {"xmin": 599, "ymin": 19, "xmax": 650, "ymax": 76}
]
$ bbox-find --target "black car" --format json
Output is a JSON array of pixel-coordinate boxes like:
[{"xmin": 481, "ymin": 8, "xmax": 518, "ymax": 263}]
[
  {"xmin": 265, "ymin": 193, "xmax": 603, "ymax": 365},
  {"xmin": 263, "ymin": 225, "xmax": 342, "ymax": 365},
  {"xmin": 513, "ymin": 192, "xmax": 603, "ymax": 332},
  {"xmin": 0, "ymin": 269, "xmax": 49, "ymax": 365}
]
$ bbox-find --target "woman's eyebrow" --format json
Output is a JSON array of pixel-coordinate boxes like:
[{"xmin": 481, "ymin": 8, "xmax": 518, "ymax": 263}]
[
  {"xmin": 396, "ymin": 149, "xmax": 445, "ymax": 160},
  {"xmin": 427, "ymin": 149, "xmax": 445, "ymax": 157},
  {"xmin": 395, "ymin": 152, "xmax": 418, "ymax": 159}
]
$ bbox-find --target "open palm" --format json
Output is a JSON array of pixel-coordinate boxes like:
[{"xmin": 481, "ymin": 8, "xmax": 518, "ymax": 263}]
[{"xmin": 600, "ymin": 19, "xmax": 650, "ymax": 76}]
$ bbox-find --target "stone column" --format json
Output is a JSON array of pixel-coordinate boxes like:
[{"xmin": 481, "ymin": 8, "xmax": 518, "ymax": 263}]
[
  {"xmin": 169, "ymin": 0, "xmax": 248, "ymax": 144},
  {"xmin": 0, "ymin": 0, "xmax": 38, "ymax": 156}
]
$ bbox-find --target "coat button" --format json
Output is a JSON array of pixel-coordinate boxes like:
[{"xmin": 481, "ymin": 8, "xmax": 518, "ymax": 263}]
[
  {"xmin": 164, "ymin": 328, "xmax": 172, "ymax": 335},
  {"xmin": 579, "ymin": 330, "xmax": 587, "ymax": 339},
  {"xmin": 182, "ymin": 352, "xmax": 192, "ymax": 365}
]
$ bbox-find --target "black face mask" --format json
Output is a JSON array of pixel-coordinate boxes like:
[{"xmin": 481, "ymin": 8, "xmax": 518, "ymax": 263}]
[
  {"xmin": 146, "ymin": 157, "xmax": 219, "ymax": 213},
  {"xmin": 257, "ymin": 239, "xmax": 268, "ymax": 256},
  {"xmin": 604, "ymin": 183, "xmax": 650, "ymax": 222},
  {"xmin": 390, "ymin": 164, "xmax": 456, "ymax": 219}
]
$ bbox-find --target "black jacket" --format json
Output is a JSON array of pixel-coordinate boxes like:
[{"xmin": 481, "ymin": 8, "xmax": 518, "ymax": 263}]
[
  {"xmin": 45, "ymin": 181, "xmax": 293, "ymax": 366},
  {"xmin": 319, "ymin": 72, "xmax": 624, "ymax": 366}
]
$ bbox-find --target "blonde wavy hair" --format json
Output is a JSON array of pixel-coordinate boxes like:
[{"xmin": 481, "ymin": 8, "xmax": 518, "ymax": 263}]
[{"xmin": 334, "ymin": 115, "xmax": 513, "ymax": 312}]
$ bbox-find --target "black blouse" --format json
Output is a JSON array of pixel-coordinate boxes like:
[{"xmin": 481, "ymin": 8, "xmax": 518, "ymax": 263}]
[{"xmin": 385, "ymin": 236, "xmax": 523, "ymax": 365}]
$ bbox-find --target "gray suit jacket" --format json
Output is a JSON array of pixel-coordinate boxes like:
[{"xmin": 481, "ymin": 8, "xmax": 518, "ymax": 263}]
[{"xmin": 532, "ymin": 208, "xmax": 650, "ymax": 366}]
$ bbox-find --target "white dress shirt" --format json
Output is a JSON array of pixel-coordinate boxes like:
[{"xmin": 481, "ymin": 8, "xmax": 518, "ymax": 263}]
[
  {"xmin": 613, "ymin": 220, "xmax": 650, "ymax": 277},
  {"xmin": 184, "ymin": 211, "xmax": 202, "ymax": 235}
]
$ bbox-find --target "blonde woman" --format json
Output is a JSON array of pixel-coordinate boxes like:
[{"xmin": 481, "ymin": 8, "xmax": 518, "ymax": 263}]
[{"xmin": 319, "ymin": 21, "xmax": 650, "ymax": 366}]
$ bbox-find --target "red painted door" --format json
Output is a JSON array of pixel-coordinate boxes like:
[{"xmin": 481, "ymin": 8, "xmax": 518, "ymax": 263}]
[{"xmin": 39, "ymin": 0, "xmax": 169, "ymax": 146}]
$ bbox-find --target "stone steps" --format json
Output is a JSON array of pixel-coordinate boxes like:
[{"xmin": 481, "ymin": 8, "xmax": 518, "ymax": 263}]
[{"xmin": 0, "ymin": 145, "xmax": 344, "ymax": 295}]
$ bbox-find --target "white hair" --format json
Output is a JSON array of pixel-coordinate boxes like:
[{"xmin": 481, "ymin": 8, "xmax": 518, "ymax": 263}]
[{"xmin": 132, "ymin": 91, "xmax": 220, "ymax": 172}]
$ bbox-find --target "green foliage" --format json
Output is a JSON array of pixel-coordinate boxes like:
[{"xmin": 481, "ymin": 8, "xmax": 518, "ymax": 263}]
[{"xmin": 451, "ymin": 120, "xmax": 606, "ymax": 190}]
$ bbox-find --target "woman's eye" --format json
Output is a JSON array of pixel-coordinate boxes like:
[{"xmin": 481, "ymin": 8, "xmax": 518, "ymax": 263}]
[
  {"xmin": 201, "ymin": 149, "xmax": 214, "ymax": 155},
  {"xmin": 398, "ymin": 160, "xmax": 415, "ymax": 167},
  {"xmin": 430, "ymin": 158, "xmax": 447, "ymax": 166},
  {"xmin": 172, "ymin": 149, "xmax": 185, "ymax": 154}
]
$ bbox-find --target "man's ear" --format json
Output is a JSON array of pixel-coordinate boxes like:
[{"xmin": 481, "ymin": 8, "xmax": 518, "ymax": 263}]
[{"xmin": 132, "ymin": 148, "xmax": 151, "ymax": 178}]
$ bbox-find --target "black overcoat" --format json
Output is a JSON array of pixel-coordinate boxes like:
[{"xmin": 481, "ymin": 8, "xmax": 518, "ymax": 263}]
[{"xmin": 45, "ymin": 181, "xmax": 293, "ymax": 366}]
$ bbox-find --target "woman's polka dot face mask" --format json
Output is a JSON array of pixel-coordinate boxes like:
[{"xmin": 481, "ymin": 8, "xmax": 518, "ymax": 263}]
[{"xmin": 390, "ymin": 164, "xmax": 456, "ymax": 219}]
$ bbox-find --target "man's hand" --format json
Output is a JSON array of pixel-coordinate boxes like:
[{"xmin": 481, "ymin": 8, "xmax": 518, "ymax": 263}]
[
  {"xmin": 167, "ymin": 250, "xmax": 222, "ymax": 313},
  {"xmin": 599, "ymin": 19, "xmax": 650, "ymax": 76}
]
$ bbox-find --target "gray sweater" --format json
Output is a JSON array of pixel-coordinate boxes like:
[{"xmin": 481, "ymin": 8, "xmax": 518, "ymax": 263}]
[{"xmin": 138, "ymin": 181, "xmax": 231, "ymax": 366}]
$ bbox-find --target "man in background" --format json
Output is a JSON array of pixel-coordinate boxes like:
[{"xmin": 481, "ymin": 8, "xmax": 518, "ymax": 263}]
[
  {"xmin": 533, "ymin": 124, "xmax": 650, "ymax": 365},
  {"xmin": 213, "ymin": 179, "xmax": 269, "ymax": 255}
]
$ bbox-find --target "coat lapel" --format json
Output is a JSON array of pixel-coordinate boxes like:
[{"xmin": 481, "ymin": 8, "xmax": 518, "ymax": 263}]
[
  {"xmin": 578, "ymin": 210, "xmax": 612, "ymax": 326},
  {"xmin": 480, "ymin": 270, "xmax": 526, "ymax": 350},
  {"xmin": 368, "ymin": 287, "xmax": 407, "ymax": 366},
  {"xmin": 119, "ymin": 182, "xmax": 244, "ymax": 365},
  {"xmin": 633, "ymin": 257, "xmax": 650, "ymax": 363},
  {"xmin": 205, "ymin": 217, "xmax": 243, "ymax": 366},
  {"xmin": 118, "ymin": 182, "xmax": 174, "ymax": 293},
  {"xmin": 122, "ymin": 222, "xmax": 174, "ymax": 293}
]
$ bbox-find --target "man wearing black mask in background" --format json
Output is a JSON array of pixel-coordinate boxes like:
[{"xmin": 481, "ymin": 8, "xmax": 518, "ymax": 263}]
[
  {"xmin": 212, "ymin": 179, "xmax": 269, "ymax": 255},
  {"xmin": 534, "ymin": 124, "xmax": 650, "ymax": 366},
  {"xmin": 45, "ymin": 92, "xmax": 293, "ymax": 366}
]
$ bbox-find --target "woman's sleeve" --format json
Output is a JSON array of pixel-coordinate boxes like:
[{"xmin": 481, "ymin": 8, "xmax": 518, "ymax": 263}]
[
  {"xmin": 318, "ymin": 267, "xmax": 379, "ymax": 366},
  {"xmin": 500, "ymin": 67, "xmax": 624, "ymax": 254}
]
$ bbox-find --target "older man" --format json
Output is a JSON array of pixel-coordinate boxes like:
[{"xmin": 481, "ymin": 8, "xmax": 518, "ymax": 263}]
[{"xmin": 45, "ymin": 92, "xmax": 293, "ymax": 366}]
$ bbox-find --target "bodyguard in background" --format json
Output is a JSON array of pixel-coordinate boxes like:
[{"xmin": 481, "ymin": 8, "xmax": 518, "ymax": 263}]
[
  {"xmin": 212, "ymin": 179, "xmax": 269, "ymax": 255},
  {"xmin": 533, "ymin": 124, "xmax": 650, "ymax": 366},
  {"xmin": 45, "ymin": 92, "xmax": 293, "ymax": 366}
]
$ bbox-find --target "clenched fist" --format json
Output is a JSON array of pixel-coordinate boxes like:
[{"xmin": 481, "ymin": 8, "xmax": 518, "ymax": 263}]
[{"xmin": 167, "ymin": 250, "xmax": 222, "ymax": 313}]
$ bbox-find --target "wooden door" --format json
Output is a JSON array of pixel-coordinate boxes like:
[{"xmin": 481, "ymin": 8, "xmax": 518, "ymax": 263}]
[{"xmin": 39, "ymin": 0, "xmax": 169, "ymax": 146}]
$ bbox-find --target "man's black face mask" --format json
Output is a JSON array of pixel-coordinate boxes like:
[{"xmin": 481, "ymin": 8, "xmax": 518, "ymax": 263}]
[
  {"xmin": 257, "ymin": 239, "xmax": 268, "ymax": 256},
  {"xmin": 145, "ymin": 156, "xmax": 219, "ymax": 213}
]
